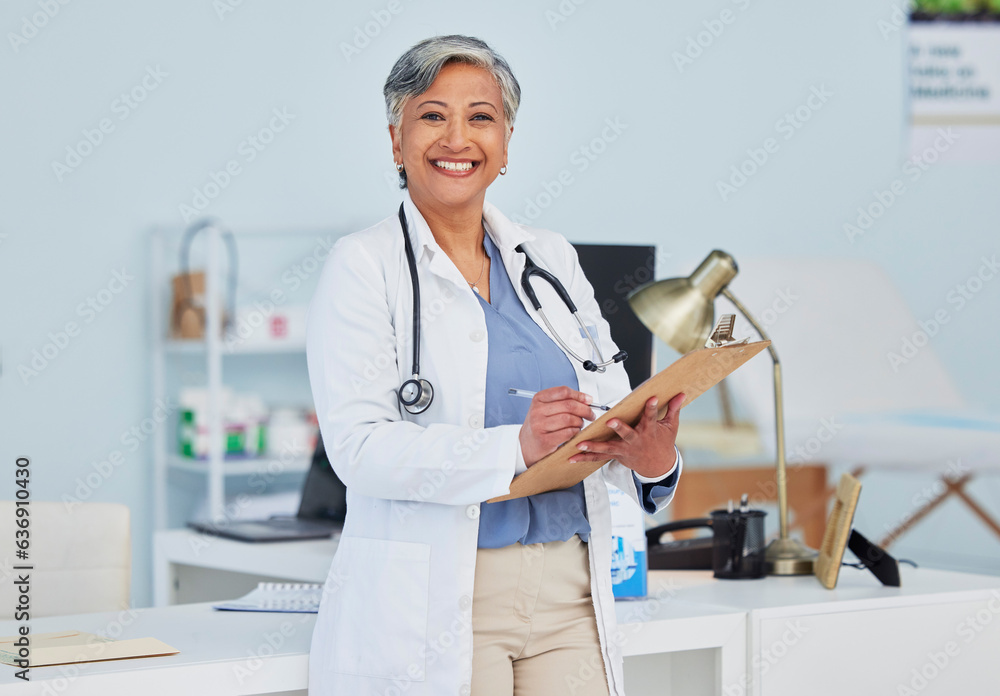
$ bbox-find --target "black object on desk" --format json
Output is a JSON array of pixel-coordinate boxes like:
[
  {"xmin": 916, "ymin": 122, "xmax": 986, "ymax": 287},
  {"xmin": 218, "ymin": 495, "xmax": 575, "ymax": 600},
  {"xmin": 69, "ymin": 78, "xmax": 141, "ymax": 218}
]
[
  {"xmin": 188, "ymin": 438, "xmax": 346, "ymax": 542},
  {"xmin": 847, "ymin": 529, "xmax": 901, "ymax": 587},
  {"xmin": 646, "ymin": 503, "xmax": 768, "ymax": 579},
  {"xmin": 646, "ymin": 518, "xmax": 715, "ymax": 570}
]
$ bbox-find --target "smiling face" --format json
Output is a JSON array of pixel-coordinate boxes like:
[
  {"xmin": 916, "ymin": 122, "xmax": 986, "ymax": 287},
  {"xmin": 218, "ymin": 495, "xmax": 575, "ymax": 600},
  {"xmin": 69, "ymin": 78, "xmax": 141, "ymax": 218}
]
[{"xmin": 390, "ymin": 62, "xmax": 511, "ymax": 216}]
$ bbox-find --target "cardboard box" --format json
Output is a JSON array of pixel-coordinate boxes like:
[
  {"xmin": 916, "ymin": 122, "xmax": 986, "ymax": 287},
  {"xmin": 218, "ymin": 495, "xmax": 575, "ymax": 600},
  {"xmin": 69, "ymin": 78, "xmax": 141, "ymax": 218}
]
[{"xmin": 170, "ymin": 271, "xmax": 206, "ymax": 339}]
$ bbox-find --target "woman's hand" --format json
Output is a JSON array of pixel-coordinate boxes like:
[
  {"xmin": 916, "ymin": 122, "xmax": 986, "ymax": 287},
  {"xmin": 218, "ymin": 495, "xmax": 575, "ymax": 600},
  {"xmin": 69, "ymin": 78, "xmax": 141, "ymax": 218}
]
[
  {"xmin": 519, "ymin": 386, "xmax": 596, "ymax": 467},
  {"xmin": 568, "ymin": 392, "xmax": 685, "ymax": 479}
]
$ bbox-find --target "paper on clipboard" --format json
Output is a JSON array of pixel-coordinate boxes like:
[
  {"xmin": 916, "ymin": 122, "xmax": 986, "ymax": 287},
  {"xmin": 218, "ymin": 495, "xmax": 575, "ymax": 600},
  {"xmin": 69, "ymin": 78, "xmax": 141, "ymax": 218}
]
[
  {"xmin": 487, "ymin": 340, "xmax": 771, "ymax": 502},
  {"xmin": 0, "ymin": 630, "xmax": 178, "ymax": 668}
]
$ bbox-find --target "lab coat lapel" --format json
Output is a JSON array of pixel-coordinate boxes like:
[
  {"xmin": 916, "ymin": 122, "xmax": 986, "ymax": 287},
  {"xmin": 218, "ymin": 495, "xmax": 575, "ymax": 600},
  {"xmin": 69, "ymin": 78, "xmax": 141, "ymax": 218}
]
[
  {"xmin": 401, "ymin": 195, "xmax": 468, "ymax": 289},
  {"xmin": 483, "ymin": 203, "xmax": 601, "ymax": 401}
]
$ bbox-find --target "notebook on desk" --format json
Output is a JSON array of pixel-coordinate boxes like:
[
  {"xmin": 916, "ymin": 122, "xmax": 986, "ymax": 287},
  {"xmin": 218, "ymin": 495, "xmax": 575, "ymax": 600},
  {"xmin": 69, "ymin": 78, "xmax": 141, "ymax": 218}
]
[
  {"xmin": 188, "ymin": 438, "xmax": 346, "ymax": 542},
  {"xmin": 214, "ymin": 582, "xmax": 323, "ymax": 613}
]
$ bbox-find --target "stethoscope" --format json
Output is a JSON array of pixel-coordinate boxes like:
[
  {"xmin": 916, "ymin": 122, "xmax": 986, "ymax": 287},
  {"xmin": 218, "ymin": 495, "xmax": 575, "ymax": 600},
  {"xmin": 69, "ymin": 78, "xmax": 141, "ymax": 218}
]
[{"xmin": 396, "ymin": 203, "xmax": 627, "ymax": 415}]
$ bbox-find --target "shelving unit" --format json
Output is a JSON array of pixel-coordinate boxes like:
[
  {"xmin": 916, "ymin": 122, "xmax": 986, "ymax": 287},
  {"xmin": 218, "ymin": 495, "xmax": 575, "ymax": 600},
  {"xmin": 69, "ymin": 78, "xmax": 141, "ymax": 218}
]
[
  {"xmin": 162, "ymin": 339, "xmax": 308, "ymax": 355},
  {"xmin": 150, "ymin": 224, "xmax": 335, "ymax": 530},
  {"xmin": 164, "ymin": 453, "xmax": 311, "ymax": 477}
]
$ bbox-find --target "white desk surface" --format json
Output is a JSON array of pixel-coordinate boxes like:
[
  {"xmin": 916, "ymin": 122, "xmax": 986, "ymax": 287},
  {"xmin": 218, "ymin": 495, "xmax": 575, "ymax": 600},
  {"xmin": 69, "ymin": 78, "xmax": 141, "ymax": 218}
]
[
  {"xmin": 0, "ymin": 576, "xmax": 745, "ymax": 695},
  {"xmin": 0, "ymin": 602, "xmax": 314, "ymax": 695},
  {"xmin": 646, "ymin": 566, "xmax": 1000, "ymax": 616},
  {"xmin": 6, "ymin": 567, "xmax": 999, "ymax": 694}
]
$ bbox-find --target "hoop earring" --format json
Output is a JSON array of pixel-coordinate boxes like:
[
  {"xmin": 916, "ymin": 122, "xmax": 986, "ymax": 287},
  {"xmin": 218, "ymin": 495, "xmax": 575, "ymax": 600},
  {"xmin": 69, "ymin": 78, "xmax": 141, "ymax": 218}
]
[
  {"xmin": 395, "ymin": 162, "xmax": 404, "ymax": 172},
  {"xmin": 499, "ymin": 165, "xmax": 507, "ymax": 175}
]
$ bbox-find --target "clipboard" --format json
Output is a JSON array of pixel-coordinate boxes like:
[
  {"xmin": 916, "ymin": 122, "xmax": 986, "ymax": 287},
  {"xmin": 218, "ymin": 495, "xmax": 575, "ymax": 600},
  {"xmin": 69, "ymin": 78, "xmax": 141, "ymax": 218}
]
[{"xmin": 487, "ymin": 340, "xmax": 771, "ymax": 502}]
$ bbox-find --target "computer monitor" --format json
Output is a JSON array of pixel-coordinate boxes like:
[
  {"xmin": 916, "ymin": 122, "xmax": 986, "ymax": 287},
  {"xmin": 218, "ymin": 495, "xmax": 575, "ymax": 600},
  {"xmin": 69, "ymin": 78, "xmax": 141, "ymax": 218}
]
[
  {"xmin": 299, "ymin": 437, "xmax": 347, "ymax": 523},
  {"xmin": 573, "ymin": 244, "xmax": 656, "ymax": 389}
]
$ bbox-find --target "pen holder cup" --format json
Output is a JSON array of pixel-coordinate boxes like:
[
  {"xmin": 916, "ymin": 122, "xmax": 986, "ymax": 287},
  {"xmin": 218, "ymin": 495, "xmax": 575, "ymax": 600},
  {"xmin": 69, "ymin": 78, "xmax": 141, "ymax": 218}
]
[{"xmin": 710, "ymin": 509, "xmax": 767, "ymax": 579}]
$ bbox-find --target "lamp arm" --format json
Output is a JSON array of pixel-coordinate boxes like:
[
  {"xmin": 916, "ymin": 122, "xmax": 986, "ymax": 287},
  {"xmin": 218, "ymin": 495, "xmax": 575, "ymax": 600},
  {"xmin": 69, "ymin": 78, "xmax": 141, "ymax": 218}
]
[
  {"xmin": 721, "ymin": 288, "xmax": 790, "ymax": 541},
  {"xmin": 720, "ymin": 288, "xmax": 779, "ymax": 365}
]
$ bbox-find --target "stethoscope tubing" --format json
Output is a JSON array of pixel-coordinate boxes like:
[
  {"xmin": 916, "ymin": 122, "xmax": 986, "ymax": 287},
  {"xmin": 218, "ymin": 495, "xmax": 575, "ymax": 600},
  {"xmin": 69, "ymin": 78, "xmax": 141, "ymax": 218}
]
[{"xmin": 395, "ymin": 203, "xmax": 624, "ymax": 413}]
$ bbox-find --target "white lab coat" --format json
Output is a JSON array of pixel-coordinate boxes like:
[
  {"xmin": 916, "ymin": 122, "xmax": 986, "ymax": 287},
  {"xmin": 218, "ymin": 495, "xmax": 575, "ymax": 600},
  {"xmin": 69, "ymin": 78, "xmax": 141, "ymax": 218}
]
[{"xmin": 305, "ymin": 195, "xmax": 679, "ymax": 696}]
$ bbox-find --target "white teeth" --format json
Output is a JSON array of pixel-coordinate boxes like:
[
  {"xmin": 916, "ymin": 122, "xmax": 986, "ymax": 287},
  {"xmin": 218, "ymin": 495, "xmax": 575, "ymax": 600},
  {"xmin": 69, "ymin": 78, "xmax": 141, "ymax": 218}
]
[{"xmin": 434, "ymin": 160, "xmax": 474, "ymax": 172}]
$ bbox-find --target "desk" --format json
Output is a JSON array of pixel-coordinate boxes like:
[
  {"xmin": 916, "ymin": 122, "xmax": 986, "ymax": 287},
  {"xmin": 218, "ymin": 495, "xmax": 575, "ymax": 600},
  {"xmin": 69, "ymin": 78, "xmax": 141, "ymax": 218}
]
[
  {"xmin": 149, "ymin": 534, "xmax": 1000, "ymax": 695},
  {"xmin": 0, "ymin": 586, "xmax": 746, "ymax": 695},
  {"xmin": 0, "ymin": 602, "xmax": 314, "ymax": 695},
  {"xmin": 651, "ymin": 567, "xmax": 1000, "ymax": 695}
]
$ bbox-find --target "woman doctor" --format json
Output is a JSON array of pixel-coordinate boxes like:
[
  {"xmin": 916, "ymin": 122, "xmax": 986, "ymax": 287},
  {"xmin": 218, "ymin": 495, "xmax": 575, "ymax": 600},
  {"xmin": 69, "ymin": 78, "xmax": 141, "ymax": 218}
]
[{"xmin": 306, "ymin": 35, "xmax": 684, "ymax": 696}]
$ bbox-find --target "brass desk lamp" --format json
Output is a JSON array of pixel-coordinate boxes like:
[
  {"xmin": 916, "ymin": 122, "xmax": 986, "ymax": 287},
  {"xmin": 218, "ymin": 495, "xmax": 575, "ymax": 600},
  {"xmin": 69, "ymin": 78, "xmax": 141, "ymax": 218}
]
[{"xmin": 628, "ymin": 250, "xmax": 817, "ymax": 575}]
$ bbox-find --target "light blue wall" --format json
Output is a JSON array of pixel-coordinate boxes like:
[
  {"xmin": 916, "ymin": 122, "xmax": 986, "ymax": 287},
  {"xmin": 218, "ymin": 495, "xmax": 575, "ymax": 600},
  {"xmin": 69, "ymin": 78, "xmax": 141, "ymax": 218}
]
[{"xmin": 1, "ymin": 0, "xmax": 997, "ymax": 606}]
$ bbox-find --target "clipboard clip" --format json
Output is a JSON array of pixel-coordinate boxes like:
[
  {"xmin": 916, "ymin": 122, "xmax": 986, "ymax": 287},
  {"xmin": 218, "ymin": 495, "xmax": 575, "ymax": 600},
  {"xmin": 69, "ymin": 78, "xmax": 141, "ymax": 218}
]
[{"xmin": 705, "ymin": 314, "xmax": 750, "ymax": 348}]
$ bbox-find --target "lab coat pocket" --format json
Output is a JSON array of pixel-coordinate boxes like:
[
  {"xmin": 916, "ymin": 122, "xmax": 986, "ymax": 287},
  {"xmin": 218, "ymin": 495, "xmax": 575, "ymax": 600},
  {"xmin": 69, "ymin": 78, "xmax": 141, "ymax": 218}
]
[{"xmin": 325, "ymin": 536, "xmax": 430, "ymax": 680}]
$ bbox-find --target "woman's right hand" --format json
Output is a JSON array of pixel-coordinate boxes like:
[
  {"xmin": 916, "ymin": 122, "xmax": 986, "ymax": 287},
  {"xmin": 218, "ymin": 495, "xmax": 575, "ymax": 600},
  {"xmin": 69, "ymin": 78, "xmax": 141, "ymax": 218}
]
[{"xmin": 518, "ymin": 386, "xmax": 595, "ymax": 467}]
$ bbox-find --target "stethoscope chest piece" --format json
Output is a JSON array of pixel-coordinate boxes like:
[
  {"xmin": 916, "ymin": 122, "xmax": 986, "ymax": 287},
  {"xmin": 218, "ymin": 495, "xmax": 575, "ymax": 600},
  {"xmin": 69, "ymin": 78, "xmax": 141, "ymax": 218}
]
[
  {"xmin": 397, "ymin": 202, "xmax": 436, "ymax": 415},
  {"xmin": 399, "ymin": 377, "xmax": 434, "ymax": 415}
]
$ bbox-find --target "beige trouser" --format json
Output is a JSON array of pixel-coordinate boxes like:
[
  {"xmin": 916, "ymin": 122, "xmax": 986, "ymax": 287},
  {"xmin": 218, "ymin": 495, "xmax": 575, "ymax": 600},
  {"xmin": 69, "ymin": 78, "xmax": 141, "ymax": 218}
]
[{"xmin": 471, "ymin": 534, "xmax": 611, "ymax": 696}]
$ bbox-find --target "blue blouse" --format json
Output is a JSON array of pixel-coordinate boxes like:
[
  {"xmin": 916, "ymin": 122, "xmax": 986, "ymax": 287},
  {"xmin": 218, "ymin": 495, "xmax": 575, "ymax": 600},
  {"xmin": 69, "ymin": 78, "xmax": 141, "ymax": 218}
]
[{"xmin": 476, "ymin": 230, "xmax": 677, "ymax": 549}]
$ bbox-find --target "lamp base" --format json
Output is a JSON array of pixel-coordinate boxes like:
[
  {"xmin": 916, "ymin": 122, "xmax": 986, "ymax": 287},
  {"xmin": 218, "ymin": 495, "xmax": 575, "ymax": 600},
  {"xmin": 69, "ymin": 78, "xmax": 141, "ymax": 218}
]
[{"xmin": 765, "ymin": 537, "xmax": 817, "ymax": 576}]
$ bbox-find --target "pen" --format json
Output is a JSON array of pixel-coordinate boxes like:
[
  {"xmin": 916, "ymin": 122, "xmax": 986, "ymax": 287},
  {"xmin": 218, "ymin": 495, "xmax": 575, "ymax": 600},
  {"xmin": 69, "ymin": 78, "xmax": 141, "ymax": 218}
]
[{"xmin": 507, "ymin": 388, "xmax": 610, "ymax": 411}]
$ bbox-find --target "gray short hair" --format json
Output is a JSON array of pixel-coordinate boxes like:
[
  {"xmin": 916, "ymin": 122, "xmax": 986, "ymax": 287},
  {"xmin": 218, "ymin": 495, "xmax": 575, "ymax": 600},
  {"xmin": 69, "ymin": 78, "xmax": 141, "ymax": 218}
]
[{"xmin": 384, "ymin": 35, "xmax": 521, "ymax": 189}]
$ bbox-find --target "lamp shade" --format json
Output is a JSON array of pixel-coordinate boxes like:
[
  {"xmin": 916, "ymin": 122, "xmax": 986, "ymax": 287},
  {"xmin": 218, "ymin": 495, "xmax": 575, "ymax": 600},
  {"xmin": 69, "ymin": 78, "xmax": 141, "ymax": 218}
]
[{"xmin": 627, "ymin": 250, "xmax": 738, "ymax": 353}]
